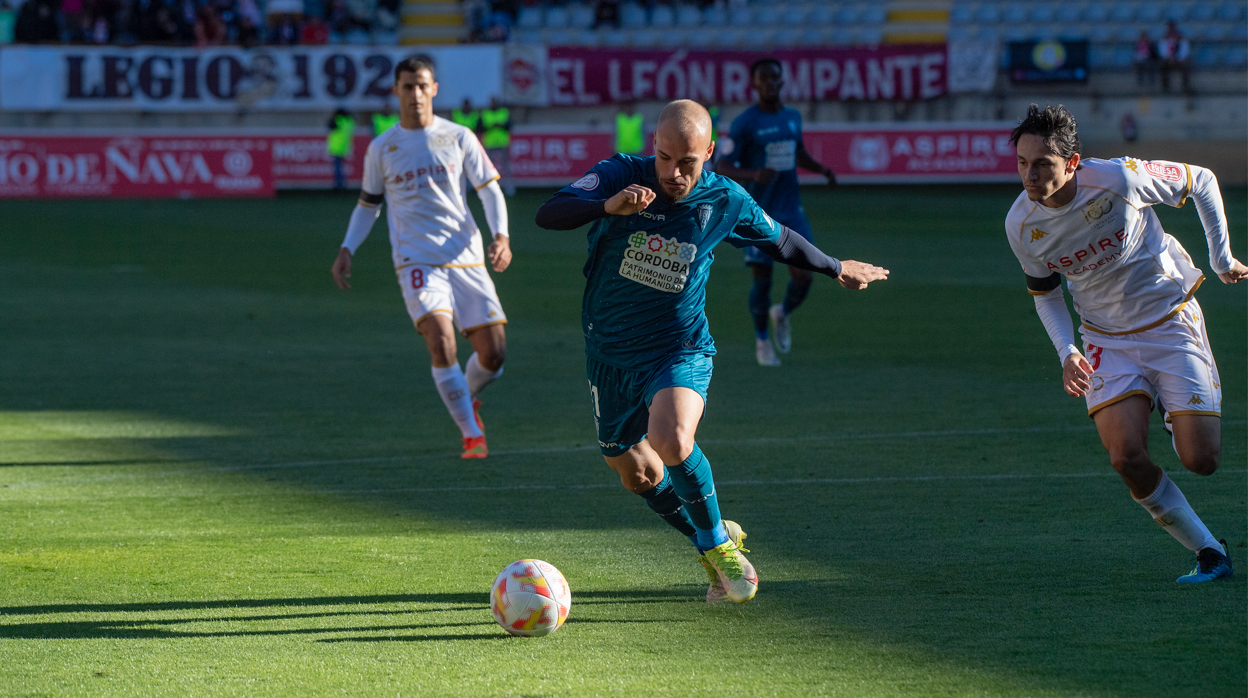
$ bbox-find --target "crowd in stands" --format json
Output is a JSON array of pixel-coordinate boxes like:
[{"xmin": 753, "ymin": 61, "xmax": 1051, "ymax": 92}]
[
  {"xmin": 1134, "ymin": 21, "xmax": 1194, "ymax": 91},
  {"xmin": 4, "ymin": 0, "xmax": 400, "ymax": 45}
]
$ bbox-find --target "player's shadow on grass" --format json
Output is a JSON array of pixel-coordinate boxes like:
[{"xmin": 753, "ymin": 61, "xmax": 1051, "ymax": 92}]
[
  {"xmin": 318, "ymin": 619, "xmax": 675, "ymax": 644},
  {"xmin": 0, "ymin": 589, "xmax": 697, "ymax": 617}
]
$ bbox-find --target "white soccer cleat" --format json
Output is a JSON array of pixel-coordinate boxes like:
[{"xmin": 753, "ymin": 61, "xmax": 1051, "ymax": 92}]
[
  {"xmin": 769, "ymin": 303, "xmax": 791, "ymax": 354},
  {"xmin": 755, "ymin": 338, "xmax": 781, "ymax": 367}
]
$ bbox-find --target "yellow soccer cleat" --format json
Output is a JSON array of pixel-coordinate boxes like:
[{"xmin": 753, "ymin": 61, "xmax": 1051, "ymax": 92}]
[{"xmin": 701, "ymin": 520, "xmax": 756, "ymax": 603}]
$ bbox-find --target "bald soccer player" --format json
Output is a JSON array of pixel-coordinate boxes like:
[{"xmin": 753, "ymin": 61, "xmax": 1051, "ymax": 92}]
[{"xmin": 535, "ymin": 100, "xmax": 889, "ymax": 603}]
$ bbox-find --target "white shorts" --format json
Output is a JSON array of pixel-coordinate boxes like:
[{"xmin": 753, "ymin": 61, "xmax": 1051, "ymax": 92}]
[
  {"xmin": 1082, "ymin": 298, "xmax": 1221, "ymax": 418},
  {"xmin": 396, "ymin": 263, "xmax": 507, "ymax": 335}
]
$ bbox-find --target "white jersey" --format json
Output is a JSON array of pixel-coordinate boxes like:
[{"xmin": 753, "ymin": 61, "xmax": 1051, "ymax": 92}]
[
  {"xmin": 361, "ymin": 116, "xmax": 500, "ymax": 268},
  {"xmin": 1005, "ymin": 157, "xmax": 1231, "ymax": 335}
]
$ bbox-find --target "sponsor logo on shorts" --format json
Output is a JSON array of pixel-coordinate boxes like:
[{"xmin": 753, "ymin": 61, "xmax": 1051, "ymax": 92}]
[
  {"xmin": 619, "ymin": 232, "xmax": 697, "ymax": 293},
  {"xmin": 1187, "ymin": 394, "xmax": 1205, "ymax": 405},
  {"xmin": 570, "ymin": 173, "xmax": 599, "ymax": 190},
  {"xmin": 1145, "ymin": 161, "xmax": 1183, "ymax": 182}
]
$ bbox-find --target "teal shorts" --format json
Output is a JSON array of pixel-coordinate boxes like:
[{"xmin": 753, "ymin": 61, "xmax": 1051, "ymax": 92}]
[{"xmin": 586, "ymin": 353, "xmax": 713, "ymax": 457}]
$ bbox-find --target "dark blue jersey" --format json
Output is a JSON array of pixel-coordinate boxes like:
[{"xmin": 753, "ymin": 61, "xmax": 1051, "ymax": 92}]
[
  {"xmin": 726, "ymin": 105, "xmax": 806, "ymax": 226},
  {"xmin": 558, "ymin": 154, "xmax": 782, "ymax": 369}
]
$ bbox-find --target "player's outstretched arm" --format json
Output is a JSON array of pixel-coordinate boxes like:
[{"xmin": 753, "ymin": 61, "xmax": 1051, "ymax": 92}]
[
  {"xmin": 753, "ymin": 226, "xmax": 889, "ymax": 290},
  {"xmin": 1180, "ymin": 165, "xmax": 1245, "ymax": 283},
  {"xmin": 835, "ymin": 260, "xmax": 889, "ymax": 289}
]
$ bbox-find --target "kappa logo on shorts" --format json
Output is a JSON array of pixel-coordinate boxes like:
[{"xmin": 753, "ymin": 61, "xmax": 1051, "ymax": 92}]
[
  {"xmin": 1187, "ymin": 395, "xmax": 1205, "ymax": 405},
  {"xmin": 570, "ymin": 173, "xmax": 599, "ymax": 190}
]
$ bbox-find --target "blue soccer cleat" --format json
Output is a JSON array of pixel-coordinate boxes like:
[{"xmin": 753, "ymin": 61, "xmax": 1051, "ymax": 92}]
[{"xmin": 1176, "ymin": 539, "xmax": 1233, "ymax": 584}]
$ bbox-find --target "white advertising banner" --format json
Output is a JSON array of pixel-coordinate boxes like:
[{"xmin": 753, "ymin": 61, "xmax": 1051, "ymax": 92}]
[
  {"xmin": 501, "ymin": 43, "xmax": 548, "ymax": 107},
  {"xmin": 0, "ymin": 45, "xmax": 504, "ymax": 112}
]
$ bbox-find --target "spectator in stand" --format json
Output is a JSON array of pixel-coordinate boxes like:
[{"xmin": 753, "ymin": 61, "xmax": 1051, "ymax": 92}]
[
  {"xmin": 134, "ymin": 0, "xmax": 181, "ymax": 43},
  {"xmin": 1158, "ymin": 21, "xmax": 1192, "ymax": 94},
  {"xmin": 87, "ymin": 0, "xmax": 121, "ymax": 43},
  {"xmin": 593, "ymin": 0, "xmax": 619, "ymax": 29},
  {"xmin": 175, "ymin": 0, "xmax": 198, "ymax": 42},
  {"xmin": 14, "ymin": 0, "xmax": 59, "ymax": 42},
  {"xmin": 301, "ymin": 14, "xmax": 328, "ymax": 43},
  {"xmin": 1133, "ymin": 31, "xmax": 1158, "ymax": 87},
  {"xmin": 62, "ymin": 0, "xmax": 86, "ymax": 42},
  {"xmin": 269, "ymin": 13, "xmax": 299, "ymax": 44},
  {"xmin": 194, "ymin": 3, "xmax": 226, "ymax": 45}
]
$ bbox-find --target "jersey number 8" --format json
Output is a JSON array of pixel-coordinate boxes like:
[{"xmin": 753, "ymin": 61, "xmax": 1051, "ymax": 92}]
[{"xmin": 410, "ymin": 268, "xmax": 425, "ymax": 290}]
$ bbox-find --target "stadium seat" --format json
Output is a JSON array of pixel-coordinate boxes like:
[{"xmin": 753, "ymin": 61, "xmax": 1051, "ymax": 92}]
[
  {"xmin": 809, "ymin": 4, "xmax": 833, "ymax": 24},
  {"xmin": 1055, "ymin": 4, "xmax": 1081, "ymax": 22},
  {"xmin": 714, "ymin": 28, "xmax": 743, "ymax": 47},
  {"xmin": 975, "ymin": 26, "xmax": 1000, "ymax": 41},
  {"xmin": 1084, "ymin": 3, "xmax": 1110, "ymax": 22},
  {"xmin": 782, "ymin": 5, "xmax": 808, "ymax": 25},
  {"xmin": 1188, "ymin": 2, "xmax": 1216, "ymax": 21},
  {"xmin": 1225, "ymin": 45, "xmax": 1248, "ymax": 65},
  {"xmin": 1136, "ymin": 3, "xmax": 1163, "ymax": 22},
  {"xmin": 545, "ymin": 5, "xmax": 569, "ymax": 29},
  {"xmin": 830, "ymin": 26, "xmax": 855, "ymax": 44},
  {"xmin": 1108, "ymin": 4, "xmax": 1135, "ymax": 22},
  {"xmin": 630, "ymin": 28, "xmax": 659, "ymax": 46},
  {"xmin": 1058, "ymin": 25, "xmax": 1089, "ymax": 40},
  {"xmin": 975, "ymin": 4, "xmax": 1000, "ymax": 23},
  {"xmin": 729, "ymin": 5, "xmax": 751, "ymax": 26},
  {"xmin": 772, "ymin": 27, "xmax": 799, "ymax": 45},
  {"xmin": 570, "ymin": 29, "xmax": 599, "ymax": 46},
  {"xmin": 651, "ymin": 4, "xmax": 674, "ymax": 27},
  {"xmin": 660, "ymin": 28, "xmax": 686, "ymax": 44},
  {"xmin": 1002, "ymin": 25, "xmax": 1030, "ymax": 41},
  {"xmin": 675, "ymin": 4, "xmax": 701, "ymax": 27},
  {"xmin": 516, "ymin": 6, "xmax": 542, "ymax": 29},
  {"xmin": 1030, "ymin": 5, "xmax": 1055, "ymax": 22},
  {"xmin": 702, "ymin": 5, "xmax": 727, "ymax": 26},
  {"xmin": 1218, "ymin": 1, "xmax": 1245, "ymax": 20},
  {"xmin": 545, "ymin": 29, "xmax": 571, "ymax": 45},
  {"xmin": 511, "ymin": 28, "xmax": 541, "ymax": 44},
  {"xmin": 834, "ymin": 5, "xmax": 859, "ymax": 24},
  {"xmin": 798, "ymin": 26, "xmax": 825, "ymax": 45},
  {"xmin": 1088, "ymin": 44, "xmax": 1115, "ymax": 66},
  {"xmin": 1196, "ymin": 22, "xmax": 1228, "ymax": 40},
  {"xmin": 861, "ymin": 6, "xmax": 887, "ymax": 24},
  {"xmin": 602, "ymin": 29, "xmax": 629, "ymax": 46},
  {"xmin": 620, "ymin": 2, "xmax": 647, "ymax": 28},
  {"xmin": 743, "ymin": 28, "xmax": 772, "ymax": 45},
  {"xmin": 569, "ymin": 4, "xmax": 595, "ymax": 29},
  {"xmin": 688, "ymin": 30, "xmax": 714, "ymax": 47},
  {"xmin": 1164, "ymin": 2, "xmax": 1189, "ymax": 20},
  {"xmin": 1193, "ymin": 45, "xmax": 1222, "ymax": 65},
  {"xmin": 754, "ymin": 4, "xmax": 780, "ymax": 25},
  {"xmin": 1002, "ymin": 4, "xmax": 1027, "ymax": 23},
  {"xmin": 1232, "ymin": 21, "xmax": 1248, "ymax": 38},
  {"xmin": 947, "ymin": 26, "xmax": 971, "ymax": 40},
  {"xmin": 1112, "ymin": 45, "xmax": 1135, "ymax": 66},
  {"xmin": 949, "ymin": 4, "xmax": 974, "ymax": 24},
  {"xmin": 860, "ymin": 26, "xmax": 883, "ymax": 43},
  {"xmin": 1088, "ymin": 24, "xmax": 1115, "ymax": 41}
]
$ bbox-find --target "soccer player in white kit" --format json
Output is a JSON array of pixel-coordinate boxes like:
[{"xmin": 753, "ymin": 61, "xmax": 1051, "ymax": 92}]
[
  {"xmin": 1005, "ymin": 104, "xmax": 1247, "ymax": 583},
  {"xmin": 331, "ymin": 56, "xmax": 512, "ymax": 459}
]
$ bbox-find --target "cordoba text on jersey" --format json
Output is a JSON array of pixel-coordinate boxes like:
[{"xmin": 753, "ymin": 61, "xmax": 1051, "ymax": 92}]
[{"xmin": 1045, "ymin": 228, "xmax": 1127, "ymax": 272}]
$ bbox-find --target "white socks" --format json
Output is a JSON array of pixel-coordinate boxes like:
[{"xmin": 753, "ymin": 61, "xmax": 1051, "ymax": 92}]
[
  {"xmin": 1133, "ymin": 471, "xmax": 1220, "ymax": 552},
  {"xmin": 465, "ymin": 352, "xmax": 504, "ymax": 398},
  {"xmin": 431, "ymin": 364, "xmax": 482, "ymax": 438}
]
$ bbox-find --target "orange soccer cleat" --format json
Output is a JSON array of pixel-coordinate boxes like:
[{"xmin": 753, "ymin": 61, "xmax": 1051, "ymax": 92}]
[{"xmin": 461, "ymin": 434, "xmax": 488, "ymax": 459}]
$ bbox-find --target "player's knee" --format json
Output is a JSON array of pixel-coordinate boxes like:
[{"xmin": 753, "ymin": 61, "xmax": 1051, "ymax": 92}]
[
  {"xmin": 1107, "ymin": 446, "xmax": 1151, "ymax": 477},
  {"xmin": 479, "ymin": 347, "xmax": 505, "ymax": 372},
  {"xmin": 648, "ymin": 430, "xmax": 695, "ymax": 465},
  {"xmin": 1179, "ymin": 448, "xmax": 1219, "ymax": 476}
]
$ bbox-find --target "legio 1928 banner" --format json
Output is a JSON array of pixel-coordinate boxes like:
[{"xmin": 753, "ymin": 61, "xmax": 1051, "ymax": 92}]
[
  {"xmin": 546, "ymin": 46, "xmax": 947, "ymax": 105},
  {"xmin": 0, "ymin": 45, "xmax": 502, "ymax": 112},
  {"xmin": 0, "ymin": 133, "xmax": 273, "ymax": 197}
]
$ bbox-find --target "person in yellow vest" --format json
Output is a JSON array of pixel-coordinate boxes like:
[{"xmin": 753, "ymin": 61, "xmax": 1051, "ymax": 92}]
[
  {"xmin": 326, "ymin": 108, "xmax": 355, "ymax": 191},
  {"xmin": 451, "ymin": 98, "xmax": 481, "ymax": 135},
  {"xmin": 372, "ymin": 106, "xmax": 400, "ymax": 135},
  {"xmin": 481, "ymin": 96, "xmax": 514, "ymax": 195},
  {"xmin": 615, "ymin": 101, "xmax": 644, "ymax": 156}
]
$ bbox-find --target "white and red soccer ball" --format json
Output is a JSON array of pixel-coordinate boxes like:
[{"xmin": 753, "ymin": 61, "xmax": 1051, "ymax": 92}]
[{"xmin": 490, "ymin": 559, "xmax": 571, "ymax": 637}]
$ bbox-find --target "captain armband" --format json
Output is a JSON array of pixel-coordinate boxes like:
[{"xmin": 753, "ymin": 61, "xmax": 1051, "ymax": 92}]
[
  {"xmin": 1025, "ymin": 271, "xmax": 1062, "ymax": 295},
  {"xmin": 359, "ymin": 191, "xmax": 385, "ymax": 207}
]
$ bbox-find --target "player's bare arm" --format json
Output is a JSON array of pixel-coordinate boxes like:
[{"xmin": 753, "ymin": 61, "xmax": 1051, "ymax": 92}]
[
  {"xmin": 604, "ymin": 184, "xmax": 657, "ymax": 215},
  {"xmin": 796, "ymin": 142, "xmax": 836, "ymax": 187},
  {"xmin": 488, "ymin": 234, "xmax": 512, "ymax": 273}
]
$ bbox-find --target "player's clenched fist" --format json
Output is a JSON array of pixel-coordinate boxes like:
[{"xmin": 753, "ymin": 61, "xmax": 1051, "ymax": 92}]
[
  {"xmin": 836, "ymin": 260, "xmax": 889, "ymax": 290},
  {"xmin": 1062, "ymin": 352, "xmax": 1094, "ymax": 397},
  {"xmin": 605, "ymin": 184, "xmax": 657, "ymax": 216},
  {"xmin": 1217, "ymin": 259, "xmax": 1247, "ymax": 284}
]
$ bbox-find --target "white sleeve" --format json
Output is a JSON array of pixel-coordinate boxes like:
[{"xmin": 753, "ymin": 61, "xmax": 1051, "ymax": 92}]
[
  {"xmin": 1033, "ymin": 285, "xmax": 1079, "ymax": 366},
  {"xmin": 462, "ymin": 130, "xmax": 500, "ymax": 189},
  {"xmin": 361, "ymin": 140, "xmax": 385, "ymax": 196},
  {"xmin": 1187, "ymin": 165, "xmax": 1235, "ymax": 275},
  {"xmin": 477, "ymin": 179, "xmax": 508, "ymax": 238},
  {"xmin": 341, "ymin": 203, "xmax": 380, "ymax": 254}
]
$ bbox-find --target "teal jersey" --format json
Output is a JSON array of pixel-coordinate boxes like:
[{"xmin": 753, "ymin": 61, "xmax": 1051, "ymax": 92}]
[{"xmin": 558, "ymin": 154, "xmax": 782, "ymax": 368}]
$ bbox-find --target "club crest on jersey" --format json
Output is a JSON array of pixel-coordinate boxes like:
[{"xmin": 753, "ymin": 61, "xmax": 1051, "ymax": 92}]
[
  {"xmin": 620, "ymin": 232, "xmax": 697, "ymax": 293},
  {"xmin": 571, "ymin": 173, "xmax": 599, "ymax": 190},
  {"xmin": 696, "ymin": 203, "xmax": 713, "ymax": 231},
  {"xmin": 1145, "ymin": 161, "xmax": 1183, "ymax": 182}
]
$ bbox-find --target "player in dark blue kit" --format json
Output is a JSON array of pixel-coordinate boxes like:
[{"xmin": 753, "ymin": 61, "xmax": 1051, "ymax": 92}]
[
  {"xmin": 717, "ymin": 58, "xmax": 839, "ymax": 366},
  {"xmin": 535, "ymin": 101, "xmax": 888, "ymax": 603}
]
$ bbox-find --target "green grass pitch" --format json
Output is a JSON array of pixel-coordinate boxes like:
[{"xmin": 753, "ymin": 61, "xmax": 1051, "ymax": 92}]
[{"xmin": 0, "ymin": 184, "xmax": 1244, "ymax": 697}]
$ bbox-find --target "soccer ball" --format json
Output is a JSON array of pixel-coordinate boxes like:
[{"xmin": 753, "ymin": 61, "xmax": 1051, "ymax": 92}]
[{"xmin": 490, "ymin": 559, "xmax": 571, "ymax": 637}]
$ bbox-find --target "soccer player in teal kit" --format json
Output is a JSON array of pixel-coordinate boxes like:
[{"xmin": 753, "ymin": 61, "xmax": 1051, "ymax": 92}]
[{"xmin": 535, "ymin": 100, "xmax": 889, "ymax": 602}]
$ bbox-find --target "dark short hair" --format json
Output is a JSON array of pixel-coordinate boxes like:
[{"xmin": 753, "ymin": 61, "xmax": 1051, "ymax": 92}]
[
  {"xmin": 394, "ymin": 55, "xmax": 436, "ymax": 83},
  {"xmin": 1009, "ymin": 103, "xmax": 1081, "ymax": 159},
  {"xmin": 749, "ymin": 57, "xmax": 782, "ymax": 79}
]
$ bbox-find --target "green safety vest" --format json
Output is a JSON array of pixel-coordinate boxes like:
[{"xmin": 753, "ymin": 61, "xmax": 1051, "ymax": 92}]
[
  {"xmin": 707, "ymin": 105, "xmax": 721, "ymax": 144},
  {"xmin": 452, "ymin": 109, "xmax": 481, "ymax": 132},
  {"xmin": 480, "ymin": 107, "xmax": 511, "ymax": 149},
  {"xmin": 372, "ymin": 113, "xmax": 400, "ymax": 135},
  {"xmin": 615, "ymin": 112, "xmax": 644, "ymax": 155},
  {"xmin": 327, "ymin": 115, "xmax": 355, "ymax": 158}
]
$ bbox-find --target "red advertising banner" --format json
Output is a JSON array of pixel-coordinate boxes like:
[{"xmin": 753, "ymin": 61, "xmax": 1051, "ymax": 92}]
[
  {"xmin": 271, "ymin": 133, "xmax": 370, "ymax": 189},
  {"xmin": 546, "ymin": 46, "xmax": 948, "ymax": 106},
  {"xmin": 0, "ymin": 133, "xmax": 273, "ymax": 197},
  {"xmin": 509, "ymin": 126, "xmax": 615, "ymax": 188},
  {"xmin": 796, "ymin": 123, "xmax": 1017, "ymax": 184}
]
